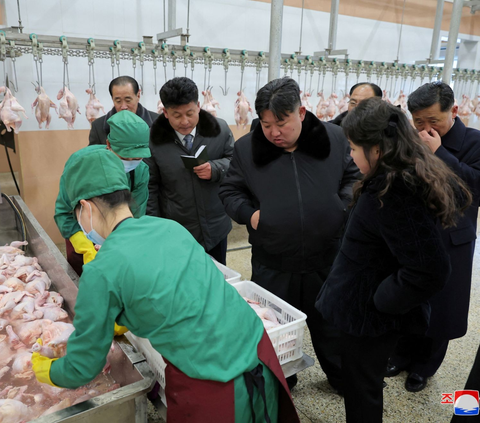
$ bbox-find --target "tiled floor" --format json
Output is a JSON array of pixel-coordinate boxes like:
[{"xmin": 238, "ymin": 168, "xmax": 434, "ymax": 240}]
[{"xmin": 2, "ymin": 171, "xmax": 479, "ymax": 422}]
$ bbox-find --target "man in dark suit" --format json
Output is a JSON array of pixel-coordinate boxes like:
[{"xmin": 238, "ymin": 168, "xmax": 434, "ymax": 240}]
[
  {"xmin": 89, "ymin": 75, "xmax": 159, "ymax": 145},
  {"xmin": 386, "ymin": 81, "xmax": 480, "ymax": 392}
]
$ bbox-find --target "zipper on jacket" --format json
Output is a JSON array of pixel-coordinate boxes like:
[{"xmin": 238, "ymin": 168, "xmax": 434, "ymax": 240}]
[{"xmin": 291, "ymin": 153, "xmax": 306, "ymax": 262}]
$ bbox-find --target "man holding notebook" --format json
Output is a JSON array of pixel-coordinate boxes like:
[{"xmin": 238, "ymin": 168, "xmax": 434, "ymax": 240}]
[{"xmin": 146, "ymin": 77, "xmax": 234, "ymax": 264}]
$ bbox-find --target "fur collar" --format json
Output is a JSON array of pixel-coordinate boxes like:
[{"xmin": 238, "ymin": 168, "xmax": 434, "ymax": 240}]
[
  {"xmin": 150, "ymin": 109, "xmax": 221, "ymax": 145},
  {"xmin": 252, "ymin": 111, "xmax": 331, "ymax": 166}
]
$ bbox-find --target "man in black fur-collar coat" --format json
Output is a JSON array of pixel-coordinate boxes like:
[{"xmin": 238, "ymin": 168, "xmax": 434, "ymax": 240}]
[
  {"xmin": 146, "ymin": 77, "xmax": 233, "ymax": 264},
  {"xmin": 219, "ymin": 78, "xmax": 360, "ymax": 391}
]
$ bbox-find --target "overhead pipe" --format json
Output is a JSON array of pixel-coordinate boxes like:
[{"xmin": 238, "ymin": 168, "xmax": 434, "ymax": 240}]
[
  {"xmin": 328, "ymin": 0, "xmax": 340, "ymax": 51},
  {"xmin": 267, "ymin": 0, "xmax": 284, "ymax": 82},
  {"xmin": 168, "ymin": 0, "xmax": 176, "ymax": 31},
  {"xmin": 430, "ymin": 0, "xmax": 445, "ymax": 61},
  {"xmin": 442, "ymin": 0, "xmax": 464, "ymax": 84}
]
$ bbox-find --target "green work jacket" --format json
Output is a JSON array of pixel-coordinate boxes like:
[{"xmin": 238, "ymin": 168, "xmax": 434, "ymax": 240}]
[{"xmin": 54, "ymin": 145, "xmax": 149, "ymax": 239}]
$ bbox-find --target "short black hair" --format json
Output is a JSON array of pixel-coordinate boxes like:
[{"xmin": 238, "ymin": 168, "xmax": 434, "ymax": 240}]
[
  {"xmin": 349, "ymin": 82, "xmax": 382, "ymax": 97},
  {"xmin": 255, "ymin": 77, "xmax": 301, "ymax": 120},
  {"xmin": 109, "ymin": 76, "xmax": 140, "ymax": 96},
  {"xmin": 160, "ymin": 77, "xmax": 199, "ymax": 108},
  {"xmin": 408, "ymin": 81, "xmax": 455, "ymax": 113}
]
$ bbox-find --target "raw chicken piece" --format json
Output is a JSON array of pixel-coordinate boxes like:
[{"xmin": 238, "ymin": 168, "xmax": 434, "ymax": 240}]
[
  {"xmin": 25, "ymin": 271, "xmax": 51, "ymax": 295},
  {"xmin": 0, "ymin": 246, "xmax": 24, "ymax": 256},
  {"xmin": 85, "ymin": 88, "xmax": 105, "ymax": 124},
  {"xmin": 382, "ymin": 90, "xmax": 392, "ymax": 104},
  {"xmin": 41, "ymin": 321, "xmax": 75, "ymax": 348},
  {"xmin": 0, "ymin": 87, "xmax": 28, "ymax": 134},
  {"xmin": 0, "ymin": 366, "xmax": 9, "ymax": 380},
  {"xmin": 0, "ymin": 291, "xmax": 31, "ymax": 316},
  {"xmin": 11, "ymin": 350, "xmax": 33, "ymax": 379},
  {"xmin": 393, "ymin": 90, "xmax": 408, "ymax": 114},
  {"xmin": 31, "ymin": 86, "xmax": 58, "ymax": 129},
  {"xmin": 0, "ymin": 319, "xmax": 9, "ymax": 331},
  {"xmin": 12, "ymin": 319, "xmax": 53, "ymax": 346},
  {"xmin": 475, "ymin": 95, "xmax": 480, "ymax": 118},
  {"xmin": 0, "ymin": 287, "xmax": 12, "ymax": 295},
  {"xmin": 6, "ymin": 326, "xmax": 25, "ymax": 350},
  {"xmin": 234, "ymin": 91, "xmax": 253, "ymax": 129},
  {"xmin": 44, "ymin": 291, "xmax": 64, "ymax": 308},
  {"xmin": 0, "ymin": 398, "xmax": 31, "ymax": 423},
  {"xmin": 3, "ymin": 277, "xmax": 26, "ymax": 292},
  {"xmin": 300, "ymin": 91, "xmax": 313, "ymax": 112},
  {"xmin": 337, "ymin": 92, "xmax": 350, "ymax": 113},
  {"xmin": 9, "ymin": 241, "xmax": 27, "ymax": 249},
  {"xmin": 35, "ymin": 306, "xmax": 68, "ymax": 322},
  {"xmin": 10, "ymin": 296, "xmax": 35, "ymax": 320},
  {"xmin": 57, "ymin": 86, "xmax": 81, "ymax": 129},
  {"xmin": 325, "ymin": 93, "xmax": 339, "ymax": 120},
  {"xmin": 458, "ymin": 94, "xmax": 473, "ymax": 118},
  {"xmin": 157, "ymin": 99, "xmax": 164, "ymax": 115},
  {"xmin": 0, "ymin": 336, "xmax": 12, "ymax": 367},
  {"xmin": 14, "ymin": 265, "xmax": 39, "ymax": 281},
  {"xmin": 316, "ymin": 92, "xmax": 329, "ymax": 121},
  {"xmin": 201, "ymin": 89, "xmax": 220, "ymax": 117}
]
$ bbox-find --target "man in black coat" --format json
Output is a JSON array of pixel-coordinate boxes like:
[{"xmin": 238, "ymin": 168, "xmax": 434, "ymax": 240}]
[
  {"xmin": 219, "ymin": 77, "xmax": 359, "ymax": 391},
  {"xmin": 88, "ymin": 76, "xmax": 159, "ymax": 146},
  {"xmin": 146, "ymin": 77, "xmax": 233, "ymax": 264},
  {"xmin": 386, "ymin": 82, "xmax": 480, "ymax": 392}
]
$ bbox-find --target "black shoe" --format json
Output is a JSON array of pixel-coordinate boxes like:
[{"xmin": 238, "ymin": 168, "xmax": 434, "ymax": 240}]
[
  {"xmin": 385, "ymin": 362, "xmax": 403, "ymax": 377},
  {"xmin": 286, "ymin": 374, "xmax": 298, "ymax": 391},
  {"xmin": 405, "ymin": 373, "xmax": 428, "ymax": 392}
]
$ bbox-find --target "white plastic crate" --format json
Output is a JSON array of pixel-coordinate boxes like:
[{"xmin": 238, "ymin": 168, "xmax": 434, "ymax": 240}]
[
  {"xmin": 211, "ymin": 256, "xmax": 242, "ymax": 284},
  {"xmin": 232, "ymin": 280, "xmax": 307, "ymax": 366},
  {"xmin": 125, "ymin": 280, "xmax": 306, "ymax": 407}
]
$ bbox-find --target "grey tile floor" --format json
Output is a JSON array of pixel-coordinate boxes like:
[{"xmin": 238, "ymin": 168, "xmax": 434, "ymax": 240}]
[{"xmin": 2, "ymin": 171, "xmax": 478, "ymax": 422}]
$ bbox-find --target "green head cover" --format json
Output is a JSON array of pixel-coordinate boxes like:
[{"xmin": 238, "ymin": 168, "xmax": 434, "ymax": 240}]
[
  {"xmin": 107, "ymin": 110, "xmax": 151, "ymax": 158},
  {"xmin": 64, "ymin": 147, "xmax": 130, "ymax": 210}
]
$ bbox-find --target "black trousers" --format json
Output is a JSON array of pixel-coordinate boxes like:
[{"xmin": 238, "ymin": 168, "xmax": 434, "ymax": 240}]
[
  {"xmin": 342, "ymin": 331, "xmax": 401, "ymax": 423},
  {"xmin": 389, "ymin": 334, "xmax": 449, "ymax": 377},
  {"xmin": 251, "ymin": 258, "xmax": 343, "ymax": 389},
  {"xmin": 451, "ymin": 343, "xmax": 480, "ymax": 423},
  {"xmin": 206, "ymin": 237, "xmax": 228, "ymax": 265}
]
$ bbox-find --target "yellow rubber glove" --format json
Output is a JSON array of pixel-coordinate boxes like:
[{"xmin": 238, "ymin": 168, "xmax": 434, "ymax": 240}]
[
  {"xmin": 114, "ymin": 322, "xmax": 129, "ymax": 336},
  {"xmin": 70, "ymin": 231, "xmax": 97, "ymax": 264},
  {"xmin": 31, "ymin": 339, "xmax": 60, "ymax": 387}
]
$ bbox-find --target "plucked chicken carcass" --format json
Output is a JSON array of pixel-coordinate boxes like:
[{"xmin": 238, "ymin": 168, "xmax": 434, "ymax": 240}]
[
  {"xmin": 0, "ymin": 240, "xmax": 120, "ymax": 418},
  {"xmin": 300, "ymin": 91, "xmax": 313, "ymax": 112},
  {"xmin": 337, "ymin": 92, "xmax": 350, "ymax": 113},
  {"xmin": 325, "ymin": 92, "xmax": 339, "ymax": 120},
  {"xmin": 31, "ymin": 86, "xmax": 58, "ymax": 129},
  {"xmin": 85, "ymin": 88, "xmax": 105, "ymax": 125},
  {"xmin": 157, "ymin": 100, "xmax": 164, "ymax": 115},
  {"xmin": 393, "ymin": 90, "xmax": 408, "ymax": 114},
  {"xmin": 458, "ymin": 94, "xmax": 474, "ymax": 118},
  {"xmin": 316, "ymin": 92, "xmax": 329, "ymax": 121},
  {"xmin": 0, "ymin": 87, "xmax": 28, "ymax": 134},
  {"xmin": 474, "ymin": 95, "xmax": 480, "ymax": 118},
  {"xmin": 382, "ymin": 90, "xmax": 392, "ymax": 104},
  {"xmin": 57, "ymin": 87, "xmax": 80, "ymax": 129},
  {"xmin": 201, "ymin": 89, "xmax": 220, "ymax": 117},
  {"xmin": 234, "ymin": 91, "xmax": 253, "ymax": 129}
]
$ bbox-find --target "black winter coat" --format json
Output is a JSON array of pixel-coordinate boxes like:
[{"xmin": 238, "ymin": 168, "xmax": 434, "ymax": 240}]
[
  {"xmin": 316, "ymin": 174, "xmax": 451, "ymax": 337},
  {"xmin": 428, "ymin": 117, "xmax": 480, "ymax": 339},
  {"xmin": 145, "ymin": 110, "xmax": 233, "ymax": 251},
  {"xmin": 219, "ymin": 111, "xmax": 359, "ymax": 272}
]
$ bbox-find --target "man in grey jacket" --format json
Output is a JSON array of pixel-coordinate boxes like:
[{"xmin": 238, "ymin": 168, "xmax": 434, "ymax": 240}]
[{"xmin": 146, "ymin": 77, "xmax": 233, "ymax": 264}]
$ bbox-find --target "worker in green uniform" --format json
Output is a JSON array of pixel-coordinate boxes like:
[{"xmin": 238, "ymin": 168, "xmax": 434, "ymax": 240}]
[
  {"xmin": 54, "ymin": 110, "xmax": 150, "ymax": 276},
  {"xmin": 33, "ymin": 148, "xmax": 299, "ymax": 422}
]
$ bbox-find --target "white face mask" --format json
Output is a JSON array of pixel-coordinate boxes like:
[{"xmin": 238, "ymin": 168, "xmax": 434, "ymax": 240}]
[
  {"xmin": 121, "ymin": 159, "xmax": 142, "ymax": 173},
  {"xmin": 78, "ymin": 202, "xmax": 105, "ymax": 246}
]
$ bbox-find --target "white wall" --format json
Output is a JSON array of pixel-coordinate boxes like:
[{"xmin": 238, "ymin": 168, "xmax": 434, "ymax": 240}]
[{"xmin": 3, "ymin": 0, "xmax": 480, "ymax": 130}]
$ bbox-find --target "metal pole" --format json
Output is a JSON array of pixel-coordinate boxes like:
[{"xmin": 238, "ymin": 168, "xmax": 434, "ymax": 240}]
[
  {"xmin": 430, "ymin": 0, "xmax": 445, "ymax": 60},
  {"xmin": 328, "ymin": 0, "xmax": 340, "ymax": 51},
  {"xmin": 268, "ymin": 0, "xmax": 284, "ymax": 82},
  {"xmin": 168, "ymin": 0, "xmax": 176, "ymax": 31},
  {"xmin": 442, "ymin": 0, "xmax": 463, "ymax": 84}
]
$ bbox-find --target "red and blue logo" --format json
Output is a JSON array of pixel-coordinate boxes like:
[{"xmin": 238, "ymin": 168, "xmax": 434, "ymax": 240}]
[{"xmin": 454, "ymin": 390, "xmax": 479, "ymax": 416}]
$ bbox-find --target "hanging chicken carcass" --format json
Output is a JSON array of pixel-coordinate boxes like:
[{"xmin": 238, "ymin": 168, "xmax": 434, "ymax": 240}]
[
  {"xmin": 57, "ymin": 87, "xmax": 80, "ymax": 129},
  {"xmin": 31, "ymin": 86, "xmax": 58, "ymax": 130},
  {"xmin": 0, "ymin": 87, "xmax": 28, "ymax": 134},
  {"xmin": 201, "ymin": 89, "xmax": 220, "ymax": 117},
  {"xmin": 300, "ymin": 91, "xmax": 313, "ymax": 112},
  {"xmin": 325, "ymin": 92, "xmax": 339, "ymax": 120},
  {"xmin": 85, "ymin": 88, "xmax": 105, "ymax": 125},
  {"xmin": 315, "ymin": 92, "xmax": 329, "ymax": 121},
  {"xmin": 234, "ymin": 91, "xmax": 253, "ymax": 129}
]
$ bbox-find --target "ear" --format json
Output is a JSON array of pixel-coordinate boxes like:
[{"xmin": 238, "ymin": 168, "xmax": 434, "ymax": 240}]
[
  {"xmin": 136, "ymin": 90, "xmax": 141, "ymax": 100},
  {"xmin": 163, "ymin": 108, "xmax": 170, "ymax": 120},
  {"xmin": 106, "ymin": 140, "xmax": 111, "ymax": 150},
  {"xmin": 299, "ymin": 106, "xmax": 307, "ymax": 122},
  {"xmin": 451, "ymin": 104, "xmax": 459, "ymax": 119},
  {"xmin": 372, "ymin": 144, "xmax": 381, "ymax": 160}
]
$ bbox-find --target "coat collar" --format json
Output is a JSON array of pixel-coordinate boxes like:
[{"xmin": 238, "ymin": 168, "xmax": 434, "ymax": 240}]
[
  {"xmin": 251, "ymin": 111, "xmax": 331, "ymax": 166},
  {"xmin": 441, "ymin": 117, "xmax": 466, "ymax": 152},
  {"xmin": 150, "ymin": 109, "xmax": 221, "ymax": 145}
]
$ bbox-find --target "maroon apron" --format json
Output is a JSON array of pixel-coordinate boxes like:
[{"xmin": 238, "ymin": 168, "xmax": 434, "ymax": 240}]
[
  {"xmin": 163, "ymin": 331, "xmax": 299, "ymax": 423},
  {"xmin": 65, "ymin": 239, "xmax": 84, "ymax": 276}
]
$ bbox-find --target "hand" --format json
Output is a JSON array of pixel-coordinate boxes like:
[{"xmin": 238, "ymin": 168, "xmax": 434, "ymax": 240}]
[
  {"xmin": 251, "ymin": 210, "xmax": 260, "ymax": 230},
  {"xmin": 31, "ymin": 338, "xmax": 59, "ymax": 387},
  {"xmin": 70, "ymin": 231, "xmax": 97, "ymax": 264},
  {"xmin": 114, "ymin": 322, "xmax": 129, "ymax": 336},
  {"xmin": 193, "ymin": 162, "xmax": 212, "ymax": 180},
  {"xmin": 418, "ymin": 128, "xmax": 441, "ymax": 153}
]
